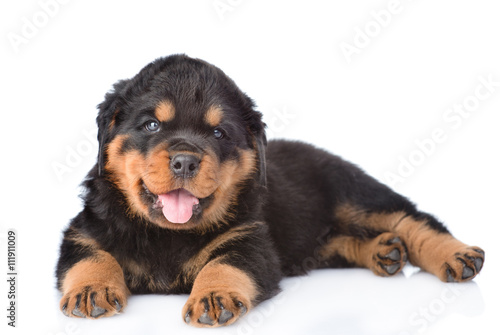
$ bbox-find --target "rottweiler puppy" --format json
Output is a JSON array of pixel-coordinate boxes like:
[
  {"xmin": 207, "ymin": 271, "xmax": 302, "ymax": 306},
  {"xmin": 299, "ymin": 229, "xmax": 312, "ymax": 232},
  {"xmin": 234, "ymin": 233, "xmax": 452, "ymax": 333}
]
[{"xmin": 56, "ymin": 54, "xmax": 484, "ymax": 327}]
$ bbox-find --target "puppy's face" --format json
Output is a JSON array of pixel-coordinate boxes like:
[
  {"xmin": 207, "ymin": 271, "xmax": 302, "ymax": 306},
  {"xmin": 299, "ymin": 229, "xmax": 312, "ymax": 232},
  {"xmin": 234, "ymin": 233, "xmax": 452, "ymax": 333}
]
[{"xmin": 97, "ymin": 55, "xmax": 266, "ymax": 231}]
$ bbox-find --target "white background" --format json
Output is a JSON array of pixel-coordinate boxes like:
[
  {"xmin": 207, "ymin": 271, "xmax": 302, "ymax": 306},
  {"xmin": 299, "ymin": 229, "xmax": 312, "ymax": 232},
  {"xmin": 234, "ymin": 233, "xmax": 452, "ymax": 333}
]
[{"xmin": 1, "ymin": 0, "xmax": 499, "ymax": 334}]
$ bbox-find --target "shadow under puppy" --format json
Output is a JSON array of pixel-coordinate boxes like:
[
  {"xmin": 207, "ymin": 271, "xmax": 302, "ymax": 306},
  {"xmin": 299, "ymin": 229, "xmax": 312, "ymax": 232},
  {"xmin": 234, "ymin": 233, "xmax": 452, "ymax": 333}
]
[{"xmin": 56, "ymin": 54, "xmax": 484, "ymax": 327}]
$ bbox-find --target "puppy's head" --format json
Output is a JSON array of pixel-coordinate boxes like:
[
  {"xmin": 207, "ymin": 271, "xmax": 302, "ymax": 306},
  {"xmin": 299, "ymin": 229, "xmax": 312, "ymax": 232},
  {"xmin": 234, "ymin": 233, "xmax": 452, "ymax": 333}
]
[{"xmin": 96, "ymin": 55, "xmax": 266, "ymax": 231}]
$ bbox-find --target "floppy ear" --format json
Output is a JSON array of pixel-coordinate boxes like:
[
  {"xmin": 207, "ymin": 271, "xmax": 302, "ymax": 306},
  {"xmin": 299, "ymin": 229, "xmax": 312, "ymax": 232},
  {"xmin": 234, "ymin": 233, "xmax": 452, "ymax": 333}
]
[
  {"xmin": 96, "ymin": 80, "xmax": 128, "ymax": 176},
  {"xmin": 254, "ymin": 127, "xmax": 267, "ymax": 187},
  {"xmin": 246, "ymin": 109, "xmax": 267, "ymax": 187}
]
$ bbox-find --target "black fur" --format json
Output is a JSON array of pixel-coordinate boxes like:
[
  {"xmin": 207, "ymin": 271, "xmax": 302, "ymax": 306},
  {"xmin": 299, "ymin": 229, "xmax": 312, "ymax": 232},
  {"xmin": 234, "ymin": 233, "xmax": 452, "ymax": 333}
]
[{"xmin": 57, "ymin": 54, "xmax": 468, "ymax": 322}]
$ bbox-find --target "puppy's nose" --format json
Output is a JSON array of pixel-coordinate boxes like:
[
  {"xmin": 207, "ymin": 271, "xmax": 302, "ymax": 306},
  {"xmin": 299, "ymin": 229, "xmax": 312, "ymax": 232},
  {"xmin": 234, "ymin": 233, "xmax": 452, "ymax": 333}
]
[{"xmin": 170, "ymin": 154, "xmax": 200, "ymax": 178}]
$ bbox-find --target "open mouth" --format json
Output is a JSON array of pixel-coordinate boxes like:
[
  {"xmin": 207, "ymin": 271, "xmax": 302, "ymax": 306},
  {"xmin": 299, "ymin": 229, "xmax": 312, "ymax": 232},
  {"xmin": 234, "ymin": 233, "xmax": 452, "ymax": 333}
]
[
  {"xmin": 141, "ymin": 182, "xmax": 202, "ymax": 225},
  {"xmin": 153, "ymin": 188, "xmax": 200, "ymax": 224}
]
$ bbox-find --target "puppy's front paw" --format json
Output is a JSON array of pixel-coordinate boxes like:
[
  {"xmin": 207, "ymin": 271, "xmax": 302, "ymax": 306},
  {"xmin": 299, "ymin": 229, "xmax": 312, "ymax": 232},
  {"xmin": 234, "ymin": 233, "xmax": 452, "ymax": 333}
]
[
  {"xmin": 59, "ymin": 251, "xmax": 129, "ymax": 319},
  {"xmin": 182, "ymin": 261, "xmax": 257, "ymax": 327},
  {"xmin": 60, "ymin": 283, "xmax": 127, "ymax": 319},
  {"xmin": 183, "ymin": 290, "xmax": 249, "ymax": 327}
]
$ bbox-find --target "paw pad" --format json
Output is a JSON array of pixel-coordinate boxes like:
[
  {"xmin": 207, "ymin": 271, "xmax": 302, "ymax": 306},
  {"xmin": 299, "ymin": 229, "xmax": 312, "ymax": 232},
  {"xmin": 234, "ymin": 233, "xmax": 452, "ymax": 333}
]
[
  {"xmin": 183, "ymin": 292, "xmax": 248, "ymax": 327},
  {"xmin": 444, "ymin": 247, "xmax": 485, "ymax": 282},
  {"xmin": 60, "ymin": 284, "xmax": 126, "ymax": 319},
  {"xmin": 372, "ymin": 233, "xmax": 407, "ymax": 277}
]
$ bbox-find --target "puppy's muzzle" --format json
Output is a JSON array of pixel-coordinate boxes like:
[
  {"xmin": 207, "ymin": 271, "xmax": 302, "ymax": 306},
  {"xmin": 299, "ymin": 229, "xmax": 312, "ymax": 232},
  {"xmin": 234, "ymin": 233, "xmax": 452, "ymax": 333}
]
[{"xmin": 170, "ymin": 154, "xmax": 200, "ymax": 179}]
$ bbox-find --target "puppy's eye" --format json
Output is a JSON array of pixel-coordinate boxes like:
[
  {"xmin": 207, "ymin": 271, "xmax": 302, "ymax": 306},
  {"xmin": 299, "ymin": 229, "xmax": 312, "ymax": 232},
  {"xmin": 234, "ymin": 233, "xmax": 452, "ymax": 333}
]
[
  {"xmin": 144, "ymin": 120, "xmax": 160, "ymax": 132},
  {"xmin": 213, "ymin": 128, "xmax": 224, "ymax": 139}
]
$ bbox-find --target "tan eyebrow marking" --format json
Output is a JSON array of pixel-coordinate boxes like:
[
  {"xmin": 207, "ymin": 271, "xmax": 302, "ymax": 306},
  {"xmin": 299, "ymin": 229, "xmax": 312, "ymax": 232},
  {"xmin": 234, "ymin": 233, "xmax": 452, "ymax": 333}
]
[
  {"xmin": 204, "ymin": 105, "xmax": 223, "ymax": 127},
  {"xmin": 155, "ymin": 100, "xmax": 175, "ymax": 122}
]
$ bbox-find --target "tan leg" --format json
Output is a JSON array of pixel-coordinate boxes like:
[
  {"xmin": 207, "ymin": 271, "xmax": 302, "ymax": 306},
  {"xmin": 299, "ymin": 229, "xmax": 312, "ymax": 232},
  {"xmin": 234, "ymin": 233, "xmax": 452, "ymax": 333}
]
[
  {"xmin": 334, "ymin": 204, "xmax": 485, "ymax": 282},
  {"xmin": 320, "ymin": 232, "xmax": 407, "ymax": 277},
  {"xmin": 182, "ymin": 259, "xmax": 257, "ymax": 327},
  {"xmin": 59, "ymin": 250, "xmax": 129, "ymax": 318},
  {"xmin": 394, "ymin": 216, "xmax": 484, "ymax": 282}
]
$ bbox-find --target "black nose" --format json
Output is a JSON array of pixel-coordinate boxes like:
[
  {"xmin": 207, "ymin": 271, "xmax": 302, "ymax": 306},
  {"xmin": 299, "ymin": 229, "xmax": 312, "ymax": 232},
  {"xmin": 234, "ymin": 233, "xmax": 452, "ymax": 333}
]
[{"xmin": 170, "ymin": 154, "xmax": 200, "ymax": 178}]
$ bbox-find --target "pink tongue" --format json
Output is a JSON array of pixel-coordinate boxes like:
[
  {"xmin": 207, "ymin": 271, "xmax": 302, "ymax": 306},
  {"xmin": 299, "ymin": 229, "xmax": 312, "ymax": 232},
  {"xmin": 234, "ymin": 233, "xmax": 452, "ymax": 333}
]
[{"xmin": 157, "ymin": 189, "xmax": 199, "ymax": 224}]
